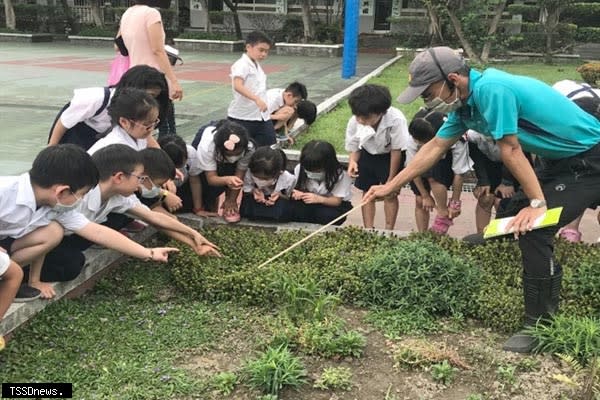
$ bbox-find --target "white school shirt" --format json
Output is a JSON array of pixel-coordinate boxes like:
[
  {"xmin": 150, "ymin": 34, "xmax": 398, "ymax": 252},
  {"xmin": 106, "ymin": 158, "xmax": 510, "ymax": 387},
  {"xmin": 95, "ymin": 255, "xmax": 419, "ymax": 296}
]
[
  {"xmin": 405, "ymin": 137, "xmax": 473, "ymax": 175},
  {"xmin": 195, "ymin": 126, "xmax": 254, "ymax": 173},
  {"xmin": 72, "ymin": 186, "xmax": 148, "ymax": 234},
  {"xmin": 266, "ymin": 88, "xmax": 285, "ymax": 115},
  {"xmin": 87, "ymin": 125, "xmax": 148, "ymax": 155},
  {"xmin": 0, "ymin": 252, "xmax": 10, "ymax": 276},
  {"xmin": 344, "ymin": 107, "xmax": 410, "ymax": 154},
  {"xmin": 174, "ymin": 144, "xmax": 198, "ymax": 184},
  {"xmin": 243, "ymin": 170, "xmax": 296, "ymax": 196},
  {"xmin": 227, "ymin": 53, "xmax": 268, "ymax": 121},
  {"xmin": 60, "ymin": 87, "xmax": 115, "ymax": 132},
  {"xmin": 293, "ymin": 165, "xmax": 353, "ymax": 202},
  {"xmin": 466, "ymin": 129, "xmax": 501, "ymax": 162},
  {"xmin": 552, "ymin": 80, "xmax": 600, "ymax": 100},
  {"xmin": 0, "ymin": 173, "xmax": 90, "ymax": 240}
]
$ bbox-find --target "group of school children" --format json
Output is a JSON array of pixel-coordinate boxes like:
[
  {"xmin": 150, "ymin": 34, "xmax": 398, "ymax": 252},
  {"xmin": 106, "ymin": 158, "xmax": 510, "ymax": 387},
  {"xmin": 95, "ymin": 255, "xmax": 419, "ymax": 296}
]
[{"xmin": 2, "ymin": 30, "xmax": 600, "ymax": 353}]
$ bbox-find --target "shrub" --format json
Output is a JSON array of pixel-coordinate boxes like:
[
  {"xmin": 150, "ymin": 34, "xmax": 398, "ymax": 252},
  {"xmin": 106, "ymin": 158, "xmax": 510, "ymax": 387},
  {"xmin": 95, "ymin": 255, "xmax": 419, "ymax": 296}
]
[
  {"xmin": 507, "ymin": 4, "xmax": 540, "ymax": 23},
  {"xmin": 243, "ymin": 344, "xmax": 306, "ymax": 396},
  {"xmin": 13, "ymin": 4, "xmax": 67, "ymax": 33},
  {"xmin": 507, "ymin": 22, "xmax": 577, "ymax": 53},
  {"xmin": 297, "ymin": 319, "xmax": 365, "ymax": 358},
  {"xmin": 77, "ymin": 25, "xmax": 117, "ymax": 37},
  {"xmin": 577, "ymin": 63, "xmax": 600, "ymax": 87},
  {"xmin": 575, "ymin": 27, "xmax": 600, "ymax": 43},
  {"xmin": 314, "ymin": 367, "xmax": 353, "ymax": 390},
  {"xmin": 176, "ymin": 31, "xmax": 236, "ymax": 41},
  {"xmin": 562, "ymin": 2, "xmax": 600, "ymax": 28},
  {"xmin": 357, "ymin": 239, "xmax": 481, "ymax": 317}
]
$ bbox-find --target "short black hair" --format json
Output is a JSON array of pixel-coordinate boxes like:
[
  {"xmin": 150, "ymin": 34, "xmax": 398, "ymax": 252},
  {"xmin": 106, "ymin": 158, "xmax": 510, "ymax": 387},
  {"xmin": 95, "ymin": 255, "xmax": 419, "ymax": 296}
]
[
  {"xmin": 285, "ymin": 82, "xmax": 308, "ymax": 100},
  {"xmin": 248, "ymin": 146, "xmax": 287, "ymax": 178},
  {"xmin": 139, "ymin": 148, "xmax": 176, "ymax": 181},
  {"xmin": 296, "ymin": 100, "xmax": 317, "ymax": 124},
  {"xmin": 91, "ymin": 144, "xmax": 142, "ymax": 181},
  {"xmin": 348, "ymin": 84, "xmax": 392, "ymax": 117},
  {"xmin": 30, "ymin": 144, "xmax": 99, "ymax": 191},
  {"xmin": 574, "ymin": 97, "xmax": 600, "ymax": 121},
  {"xmin": 157, "ymin": 135, "xmax": 188, "ymax": 168},
  {"xmin": 116, "ymin": 65, "xmax": 169, "ymax": 122},
  {"xmin": 108, "ymin": 87, "xmax": 159, "ymax": 127},
  {"xmin": 245, "ymin": 30, "xmax": 273, "ymax": 47},
  {"xmin": 408, "ymin": 109, "xmax": 445, "ymax": 143}
]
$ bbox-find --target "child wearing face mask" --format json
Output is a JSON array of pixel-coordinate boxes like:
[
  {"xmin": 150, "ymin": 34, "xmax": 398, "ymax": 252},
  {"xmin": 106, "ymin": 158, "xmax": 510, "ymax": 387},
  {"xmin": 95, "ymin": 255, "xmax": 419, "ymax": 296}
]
[
  {"xmin": 239, "ymin": 147, "xmax": 296, "ymax": 221},
  {"xmin": 190, "ymin": 120, "xmax": 255, "ymax": 222},
  {"xmin": 291, "ymin": 140, "xmax": 353, "ymax": 225},
  {"xmin": 345, "ymin": 84, "xmax": 410, "ymax": 230}
]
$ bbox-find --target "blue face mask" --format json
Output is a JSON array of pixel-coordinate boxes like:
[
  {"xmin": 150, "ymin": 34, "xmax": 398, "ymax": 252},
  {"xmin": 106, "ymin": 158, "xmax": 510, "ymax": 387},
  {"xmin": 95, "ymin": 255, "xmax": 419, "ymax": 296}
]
[{"xmin": 305, "ymin": 171, "xmax": 325, "ymax": 181}]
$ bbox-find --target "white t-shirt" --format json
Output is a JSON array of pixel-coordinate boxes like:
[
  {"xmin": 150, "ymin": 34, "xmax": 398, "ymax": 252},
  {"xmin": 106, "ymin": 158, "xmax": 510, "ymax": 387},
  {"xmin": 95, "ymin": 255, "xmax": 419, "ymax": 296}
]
[
  {"xmin": 345, "ymin": 107, "xmax": 410, "ymax": 154},
  {"xmin": 552, "ymin": 80, "xmax": 600, "ymax": 100},
  {"xmin": 293, "ymin": 165, "xmax": 353, "ymax": 202},
  {"xmin": 266, "ymin": 88, "xmax": 285, "ymax": 115},
  {"xmin": 195, "ymin": 126, "xmax": 254, "ymax": 173},
  {"xmin": 406, "ymin": 137, "xmax": 473, "ymax": 175},
  {"xmin": 227, "ymin": 53, "xmax": 268, "ymax": 121},
  {"xmin": 73, "ymin": 186, "xmax": 147, "ymax": 233},
  {"xmin": 87, "ymin": 126, "xmax": 148, "ymax": 155},
  {"xmin": 0, "ymin": 252, "xmax": 10, "ymax": 276},
  {"xmin": 243, "ymin": 170, "xmax": 296, "ymax": 196},
  {"xmin": 60, "ymin": 87, "xmax": 115, "ymax": 132},
  {"xmin": 0, "ymin": 173, "xmax": 90, "ymax": 240},
  {"xmin": 466, "ymin": 129, "xmax": 501, "ymax": 162}
]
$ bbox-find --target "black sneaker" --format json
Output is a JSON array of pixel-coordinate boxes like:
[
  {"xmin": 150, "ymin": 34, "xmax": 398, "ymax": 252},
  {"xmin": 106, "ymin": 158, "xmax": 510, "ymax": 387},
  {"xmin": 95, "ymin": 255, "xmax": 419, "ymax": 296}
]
[{"xmin": 14, "ymin": 284, "xmax": 41, "ymax": 303}]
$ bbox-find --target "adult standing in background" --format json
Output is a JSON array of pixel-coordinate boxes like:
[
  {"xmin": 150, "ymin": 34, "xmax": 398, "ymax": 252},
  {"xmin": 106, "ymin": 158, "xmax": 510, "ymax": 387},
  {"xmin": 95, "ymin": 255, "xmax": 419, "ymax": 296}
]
[{"xmin": 119, "ymin": 0, "xmax": 182, "ymax": 136}]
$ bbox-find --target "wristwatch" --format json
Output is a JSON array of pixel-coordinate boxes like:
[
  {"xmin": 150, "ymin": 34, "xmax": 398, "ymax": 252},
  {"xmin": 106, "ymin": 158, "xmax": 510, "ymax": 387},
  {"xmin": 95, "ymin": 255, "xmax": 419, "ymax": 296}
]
[{"xmin": 530, "ymin": 199, "xmax": 547, "ymax": 208}]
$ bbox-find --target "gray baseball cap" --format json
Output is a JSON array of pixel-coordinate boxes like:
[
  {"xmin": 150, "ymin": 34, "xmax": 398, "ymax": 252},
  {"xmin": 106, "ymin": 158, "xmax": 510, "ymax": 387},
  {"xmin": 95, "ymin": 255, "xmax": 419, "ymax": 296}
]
[{"xmin": 396, "ymin": 47, "xmax": 466, "ymax": 104}]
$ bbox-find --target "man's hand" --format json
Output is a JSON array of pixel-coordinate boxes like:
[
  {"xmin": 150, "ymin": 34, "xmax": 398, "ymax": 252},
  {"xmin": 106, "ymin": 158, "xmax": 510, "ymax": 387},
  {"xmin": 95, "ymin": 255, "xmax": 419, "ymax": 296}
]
[
  {"xmin": 225, "ymin": 176, "xmax": 243, "ymax": 190},
  {"xmin": 30, "ymin": 281, "xmax": 56, "ymax": 299},
  {"xmin": 149, "ymin": 247, "xmax": 180, "ymax": 262},
  {"xmin": 196, "ymin": 244, "xmax": 222, "ymax": 257},
  {"xmin": 495, "ymin": 184, "xmax": 515, "ymax": 199},
  {"xmin": 422, "ymin": 195, "xmax": 435, "ymax": 212},
  {"xmin": 363, "ymin": 183, "xmax": 398, "ymax": 203},
  {"xmin": 505, "ymin": 206, "xmax": 547, "ymax": 238},
  {"xmin": 347, "ymin": 160, "xmax": 359, "ymax": 178}
]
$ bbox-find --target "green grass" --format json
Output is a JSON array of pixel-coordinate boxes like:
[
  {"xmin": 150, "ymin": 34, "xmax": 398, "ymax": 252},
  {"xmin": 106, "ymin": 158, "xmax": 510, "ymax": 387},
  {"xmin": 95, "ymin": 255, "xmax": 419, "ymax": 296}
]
[{"xmin": 294, "ymin": 59, "xmax": 584, "ymax": 154}]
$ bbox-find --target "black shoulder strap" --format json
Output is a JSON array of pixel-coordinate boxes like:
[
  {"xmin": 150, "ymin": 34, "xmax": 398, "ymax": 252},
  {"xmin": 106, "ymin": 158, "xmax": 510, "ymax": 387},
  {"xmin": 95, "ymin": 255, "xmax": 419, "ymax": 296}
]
[
  {"xmin": 567, "ymin": 84, "xmax": 599, "ymax": 100},
  {"xmin": 93, "ymin": 87, "xmax": 111, "ymax": 117}
]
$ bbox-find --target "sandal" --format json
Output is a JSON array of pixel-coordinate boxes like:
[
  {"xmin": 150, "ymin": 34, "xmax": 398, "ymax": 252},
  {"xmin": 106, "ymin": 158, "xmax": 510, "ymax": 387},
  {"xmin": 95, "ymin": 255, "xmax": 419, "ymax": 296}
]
[
  {"xmin": 559, "ymin": 228, "xmax": 582, "ymax": 243},
  {"xmin": 430, "ymin": 215, "xmax": 453, "ymax": 235}
]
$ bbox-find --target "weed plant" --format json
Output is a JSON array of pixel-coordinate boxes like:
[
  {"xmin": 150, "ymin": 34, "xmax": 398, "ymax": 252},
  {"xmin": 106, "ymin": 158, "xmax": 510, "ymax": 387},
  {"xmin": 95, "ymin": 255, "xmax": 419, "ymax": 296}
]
[
  {"xmin": 296, "ymin": 318, "xmax": 366, "ymax": 358},
  {"xmin": 364, "ymin": 308, "xmax": 440, "ymax": 337},
  {"xmin": 314, "ymin": 366, "xmax": 353, "ymax": 390},
  {"xmin": 243, "ymin": 344, "xmax": 307, "ymax": 396},
  {"xmin": 430, "ymin": 360, "xmax": 458, "ymax": 385},
  {"xmin": 212, "ymin": 371, "xmax": 237, "ymax": 395}
]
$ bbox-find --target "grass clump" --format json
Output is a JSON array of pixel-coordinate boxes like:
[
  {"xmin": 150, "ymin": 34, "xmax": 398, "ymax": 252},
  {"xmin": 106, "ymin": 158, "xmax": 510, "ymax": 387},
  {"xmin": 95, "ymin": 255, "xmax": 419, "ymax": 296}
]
[
  {"xmin": 297, "ymin": 318, "xmax": 366, "ymax": 358},
  {"xmin": 314, "ymin": 366, "xmax": 353, "ymax": 390},
  {"xmin": 242, "ymin": 344, "xmax": 307, "ymax": 396},
  {"xmin": 211, "ymin": 371, "xmax": 237, "ymax": 395},
  {"xmin": 430, "ymin": 360, "xmax": 459, "ymax": 385}
]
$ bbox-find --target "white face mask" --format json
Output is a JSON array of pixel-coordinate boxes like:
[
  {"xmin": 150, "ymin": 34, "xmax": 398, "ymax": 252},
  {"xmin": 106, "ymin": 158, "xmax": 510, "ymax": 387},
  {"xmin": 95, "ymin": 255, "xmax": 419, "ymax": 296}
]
[
  {"xmin": 425, "ymin": 82, "xmax": 463, "ymax": 114},
  {"xmin": 305, "ymin": 171, "xmax": 325, "ymax": 181},
  {"xmin": 53, "ymin": 197, "xmax": 82, "ymax": 213},
  {"xmin": 224, "ymin": 154, "xmax": 243, "ymax": 164},
  {"xmin": 254, "ymin": 177, "xmax": 276, "ymax": 188},
  {"xmin": 140, "ymin": 184, "xmax": 162, "ymax": 199}
]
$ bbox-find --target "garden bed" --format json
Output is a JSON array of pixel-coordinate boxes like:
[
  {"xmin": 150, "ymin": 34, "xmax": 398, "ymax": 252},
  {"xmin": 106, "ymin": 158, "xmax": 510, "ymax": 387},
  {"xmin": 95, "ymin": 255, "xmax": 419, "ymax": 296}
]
[{"xmin": 1, "ymin": 223, "xmax": 599, "ymax": 399}]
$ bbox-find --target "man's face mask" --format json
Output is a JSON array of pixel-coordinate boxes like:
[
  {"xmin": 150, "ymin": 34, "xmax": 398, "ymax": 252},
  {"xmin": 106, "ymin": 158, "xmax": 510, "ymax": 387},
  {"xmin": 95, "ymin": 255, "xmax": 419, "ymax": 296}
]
[{"xmin": 425, "ymin": 81, "xmax": 462, "ymax": 114}]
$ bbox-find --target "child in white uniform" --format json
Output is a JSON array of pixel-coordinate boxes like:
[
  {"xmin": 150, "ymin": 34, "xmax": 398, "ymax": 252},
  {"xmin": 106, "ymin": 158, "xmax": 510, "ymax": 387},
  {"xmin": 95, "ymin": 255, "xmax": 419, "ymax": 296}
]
[
  {"xmin": 240, "ymin": 147, "xmax": 296, "ymax": 221},
  {"xmin": 291, "ymin": 140, "xmax": 353, "ymax": 225}
]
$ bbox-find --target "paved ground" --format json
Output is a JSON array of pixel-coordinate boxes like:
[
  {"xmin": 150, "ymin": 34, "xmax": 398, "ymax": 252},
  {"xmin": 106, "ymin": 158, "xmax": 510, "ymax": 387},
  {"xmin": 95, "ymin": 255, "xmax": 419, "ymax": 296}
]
[{"xmin": 0, "ymin": 41, "xmax": 598, "ymax": 242}]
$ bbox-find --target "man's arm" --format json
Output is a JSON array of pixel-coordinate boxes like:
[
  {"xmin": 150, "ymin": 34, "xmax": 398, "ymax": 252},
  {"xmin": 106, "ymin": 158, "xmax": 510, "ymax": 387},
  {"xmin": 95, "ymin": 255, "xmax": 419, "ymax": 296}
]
[{"xmin": 364, "ymin": 136, "xmax": 456, "ymax": 202}]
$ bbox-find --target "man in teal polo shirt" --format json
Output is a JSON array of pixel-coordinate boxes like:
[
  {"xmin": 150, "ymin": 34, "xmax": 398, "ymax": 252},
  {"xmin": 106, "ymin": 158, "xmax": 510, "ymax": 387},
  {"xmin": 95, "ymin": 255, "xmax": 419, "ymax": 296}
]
[{"xmin": 364, "ymin": 47, "xmax": 600, "ymax": 353}]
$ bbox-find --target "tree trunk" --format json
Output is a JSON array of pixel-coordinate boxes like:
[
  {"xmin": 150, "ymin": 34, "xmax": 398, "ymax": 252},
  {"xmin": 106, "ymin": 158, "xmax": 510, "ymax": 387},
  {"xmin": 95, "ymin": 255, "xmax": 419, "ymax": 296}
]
[
  {"xmin": 4, "ymin": 0, "xmax": 16, "ymax": 30},
  {"xmin": 445, "ymin": 5, "xmax": 481, "ymax": 63},
  {"xmin": 542, "ymin": 6, "xmax": 560, "ymax": 64},
  {"xmin": 481, "ymin": 0, "xmax": 507, "ymax": 63},
  {"xmin": 300, "ymin": 0, "xmax": 314, "ymax": 42},
  {"xmin": 425, "ymin": 2, "xmax": 443, "ymax": 44},
  {"xmin": 223, "ymin": 0, "xmax": 242, "ymax": 39}
]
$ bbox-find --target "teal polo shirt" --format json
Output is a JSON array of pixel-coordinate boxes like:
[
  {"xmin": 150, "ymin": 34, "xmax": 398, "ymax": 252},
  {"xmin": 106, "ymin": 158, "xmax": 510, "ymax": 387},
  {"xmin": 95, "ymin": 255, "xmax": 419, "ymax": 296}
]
[{"xmin": 437, "ymin": 68, "xmax": 600, "ymax": 159}]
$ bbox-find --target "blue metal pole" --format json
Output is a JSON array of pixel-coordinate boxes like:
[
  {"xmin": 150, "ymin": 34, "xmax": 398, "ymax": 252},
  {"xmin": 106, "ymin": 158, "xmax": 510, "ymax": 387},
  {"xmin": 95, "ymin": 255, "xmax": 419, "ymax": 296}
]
[{"xmin": 342, "ymin": 0, "xmax": 359, "ymax": 79}]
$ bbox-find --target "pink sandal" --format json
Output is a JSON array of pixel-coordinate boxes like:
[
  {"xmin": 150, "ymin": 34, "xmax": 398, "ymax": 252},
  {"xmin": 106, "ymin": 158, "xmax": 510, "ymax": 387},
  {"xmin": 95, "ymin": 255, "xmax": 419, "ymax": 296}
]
[
  {"xmin": 559, "ymin": 228, "xmax": 582, "ymax": 243},
  {"xmin": 430, "ymin": 215, "xmax": 453, "ymax": 235}
]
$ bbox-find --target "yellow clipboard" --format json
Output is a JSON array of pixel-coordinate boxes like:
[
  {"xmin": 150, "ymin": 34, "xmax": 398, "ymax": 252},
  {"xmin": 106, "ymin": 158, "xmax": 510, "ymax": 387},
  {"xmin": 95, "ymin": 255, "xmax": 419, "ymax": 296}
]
[{"xmin": 483, "ymin": 207, "xmax": 563, "ymax": 239}]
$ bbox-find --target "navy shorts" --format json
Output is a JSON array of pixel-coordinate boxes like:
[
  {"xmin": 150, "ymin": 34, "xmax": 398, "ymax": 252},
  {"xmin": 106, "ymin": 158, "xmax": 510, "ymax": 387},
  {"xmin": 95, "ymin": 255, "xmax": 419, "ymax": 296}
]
[
  {"xmin": 410, "ymin": 151, "xmax": 454, "ymax": 195},
  {"xmin": 0, "ymin": 237, "xmax": 16, "ymax": 255},
  {"xmin": 354, "ymin": 149, "xmax": 394, "ymax": 192}
]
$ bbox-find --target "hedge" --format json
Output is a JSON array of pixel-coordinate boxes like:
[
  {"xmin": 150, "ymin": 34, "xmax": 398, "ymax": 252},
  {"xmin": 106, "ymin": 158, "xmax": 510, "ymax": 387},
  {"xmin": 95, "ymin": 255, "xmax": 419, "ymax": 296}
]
[
  {"xmin": 562, "ymin": 2, "xmax": 600, "ymax": 28},
  {"xmin": 576, "ymin": 27, "xmax": 600, "ymax": 43}
]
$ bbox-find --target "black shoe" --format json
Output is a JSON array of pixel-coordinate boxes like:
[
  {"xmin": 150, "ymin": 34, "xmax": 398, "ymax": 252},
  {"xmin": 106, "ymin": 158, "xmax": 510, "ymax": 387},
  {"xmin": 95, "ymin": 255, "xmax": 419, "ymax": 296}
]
[
  {"xmin": 14, "ymin": 284, "xmax": 41, "ymax": 303},
  {"xmin": 502, "ymin": 331, "xmax": 537, "ymax": 353}
]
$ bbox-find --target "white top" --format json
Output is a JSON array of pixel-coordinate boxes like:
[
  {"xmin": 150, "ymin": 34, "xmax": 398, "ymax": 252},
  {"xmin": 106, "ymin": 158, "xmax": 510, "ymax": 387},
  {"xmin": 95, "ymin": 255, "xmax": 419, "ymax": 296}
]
[
  {"xmin": 227, "ymin": 53, "xmax": 268, "ymax": 121},
  {"xmin": 0, "ymin": 252, "xmax": 10, "ymax": 276},
  {"xmin": 266, "ymin": 88, "xmax": 285, "ymax": 114},
  {"xmin": 293, "ymin": 165, "xmax": 353, "ymax": 202},
  {"xmin": 552, "ymin": 80, "xmax": 600, "ymax": 100},
  {"xmin": 87, "ymin": 125, "xmax": 148, "ymax": 155},
  {"xmin": 194, "ymin": 126, "xmax": 254, "ymax": 173},
  {"xmin": 406, "ymin": 137, "xmax": 473, "ymax": 175},
  {"xmin": 177, "ymin": 144, "xmax": 197, "ymax": 183},
  {"xmin": 243, "ymin": 170, "xmax": 296, "ymax": 196},
  {"xmin": 344, "ymin": 107, "xmax": 410, "ymax": 154},
  {"xmin": 466, "ymin": 129, "xmax": 502, "ymax": 162},
  {"xmin": 60, "ymin": 87, "xmax": 115, "ymax": 132},
  {"xmin": 73, "ymin": 185, "xmax": 147, "ymax": 233},
  {"xmin": 0, "ymin": 173, "xmax": 90, "ymax": 240}
]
